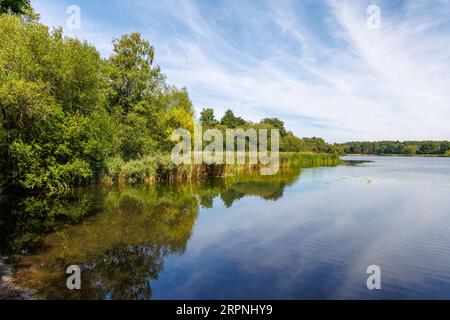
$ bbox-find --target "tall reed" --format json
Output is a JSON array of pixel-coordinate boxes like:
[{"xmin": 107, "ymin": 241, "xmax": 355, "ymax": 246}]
[{"xmin": 102, "ymin": 153, "xmax": 341, "ymax": 186}]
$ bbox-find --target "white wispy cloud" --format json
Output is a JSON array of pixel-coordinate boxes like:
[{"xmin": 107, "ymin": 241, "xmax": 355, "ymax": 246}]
[{"xmin": 32, "ymin": 0, "xmax": 450, "ymax": 142}]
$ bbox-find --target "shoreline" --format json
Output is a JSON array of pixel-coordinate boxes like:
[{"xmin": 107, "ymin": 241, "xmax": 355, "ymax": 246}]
[{"xmin": 1, "ymin": 153, "xmax": 341, "ymax": 195}]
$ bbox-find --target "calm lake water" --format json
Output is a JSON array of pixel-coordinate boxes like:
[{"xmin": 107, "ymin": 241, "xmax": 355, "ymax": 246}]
[{"xmin": 2, "ymin": 156, "xmax": 450, "ymax": 299}]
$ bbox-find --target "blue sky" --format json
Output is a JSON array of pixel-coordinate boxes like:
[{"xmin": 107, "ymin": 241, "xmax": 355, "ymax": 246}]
[{"xmin": 31, "ymin": 0, "xmax": 450, "ymax": 142}]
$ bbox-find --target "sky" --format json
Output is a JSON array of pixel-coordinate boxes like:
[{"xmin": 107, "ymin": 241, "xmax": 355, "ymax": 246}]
[{"xmin": 31, "ymin": 0, "xmax": 450, "ymax": 142}]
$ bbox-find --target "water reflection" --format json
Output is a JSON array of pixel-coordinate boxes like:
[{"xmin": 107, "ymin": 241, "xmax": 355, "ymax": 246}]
[
  {"xmin": 0, "ymin": 167, "xmax": 303, "ymax": 299},
  {"xmin": 6, "ymin": 157, "xmax": 450, "ymax": 300},
  {"xmin": 0, "ymin": 192, "xmax": 96, "ymax": 255}
]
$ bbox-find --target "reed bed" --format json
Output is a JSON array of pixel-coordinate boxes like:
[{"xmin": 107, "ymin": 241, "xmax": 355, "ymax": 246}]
[{"xmin": 102, "ymin": 153, "xmax": 341, "ymax": 186}]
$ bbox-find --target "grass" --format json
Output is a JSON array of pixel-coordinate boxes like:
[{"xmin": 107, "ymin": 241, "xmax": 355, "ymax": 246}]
[{"xmin": 102, "ymin": 153, "xmax": 341, "ymax": 186}]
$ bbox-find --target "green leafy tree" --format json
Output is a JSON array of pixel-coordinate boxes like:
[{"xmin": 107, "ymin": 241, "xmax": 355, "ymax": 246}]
[
  {"xmin": 280, "ymin": 133, "xmax": 306, "ymax": 152},
  {"xmin": 439, "ymin": 142, "xmax": 450, "ymax": 154},
  {"xmin": 260, "ymin": 118, "xmax": 287, "ymax": 136},
  {"xmin": 109, "ymin": 33, "xmax": 162, "ymax": 114},
  {"xmin": 402, "ymin": 144, "xmax": 418, "ymax": 155},
  {"xmin": 220, "ymin": 109, "xmax": 246, "ymax": 128},
  {"xmin": 418, "ymin": 141, "xmax": 440, "ymax": 155},
  {"xmin": 0, "ymin": 15, "xmax": 103, "ymax": 190},
  {"xmin": 107, "ymin": 33, "xmax": 190, "ymax": 159},
  {"xmin": 303, "ymin": 137, "xmax": 332, "ymax": 153},
  {"xmin": 0, "ymin": 0, "xmax": 30, "ymax": 15},
  {"xmin": 200, "ymin": 108, "xmax": 218, "ymax": 128}
]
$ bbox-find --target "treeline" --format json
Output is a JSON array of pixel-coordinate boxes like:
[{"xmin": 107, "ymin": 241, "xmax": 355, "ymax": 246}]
[
  {"xmin": 199, "ymin": 108, "xmax": 338, "ymax": 153},
  {"xmin": 340, "ymin": 141, "xmax": 450, "ymax": 156},
  {"xmin": 0, "ymin": 9, "xmax": 337, "ymax": 192}
]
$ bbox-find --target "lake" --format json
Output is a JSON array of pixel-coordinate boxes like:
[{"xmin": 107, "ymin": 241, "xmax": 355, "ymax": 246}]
[{"xmin": 2, "ymin": 156, "xmax": 450, "ymax": 299}]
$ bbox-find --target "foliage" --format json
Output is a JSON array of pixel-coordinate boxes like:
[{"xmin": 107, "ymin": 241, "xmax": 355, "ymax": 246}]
[
  {"xmin": 220, "ymin": 109, "xmax": 246, "ymax": 128},
  {"xmin": 340, "ymin": 141, "xmax": 450, "ymax": 156},
  {"xmin": 0, "ymin": 12, "xmax": 336, "ymax": 192},
  {"xmin": 200, "ymin": 108, "xmax": 218, "ymax": 128},
  {"xmin": 260, "ymin": 118, "xmax": 287, "ymax": 136},
  {"xmin": 0, "ymin": 0, "xmax": 30, "ymax": 15}
]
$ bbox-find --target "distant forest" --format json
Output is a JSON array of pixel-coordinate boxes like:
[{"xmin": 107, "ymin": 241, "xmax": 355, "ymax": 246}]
[{"xmin": 339, "ymin": 141, "xmax": 450, "ymax": 156}]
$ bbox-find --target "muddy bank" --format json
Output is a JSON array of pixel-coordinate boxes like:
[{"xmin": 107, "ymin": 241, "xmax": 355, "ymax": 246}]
[{"xmin": 0, "ymin": 258, "xmax": 36, "ymax": 300}]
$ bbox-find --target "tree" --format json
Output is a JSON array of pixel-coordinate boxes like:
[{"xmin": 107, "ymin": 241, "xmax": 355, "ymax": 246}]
[
  {"xmin": 107, "ymin": 33, "xmax": 171, "ymax": 159},
  {"xmin": 0, "ymin": 0, "xmax": 31, "ymax": 15},
  {"xmin": 106, "ymin": 33, "xmax": 195, "ymax": 158},
  {"xmin": 220, "ymin": 109, "xmax": 246, "ymax": 128},
  {"xmin": 260, "ymin": 118, "xmax": 287, "ymax": 136},
  {"xmin": 280, "ymin": 133, "xmax": 306, "ymax": 152},
  {"xmin": 439, "ymin": 142, "xmax": 450, "ymax": 154},
  {"xmin": 402, "ymin": 144, "xmax": 418, "ymax": 155},
  {"xmin": 303, "ymin": 137, "xmax": 333, "ymax": 153},
  {"xmin": 160, "ymin": 87, "xmax": 195, "ymax": 151},
  {"xmin": 417, "ymin": 141, "xmax": 440, "ymax": 155},
  {"xmin": 109, "ymin": 33, "xmax": 162, "ymax": 114},
  {"xmin": 199, "ymin": 108, "xmax": 218, "ymax": 127},
  {"xmin": 46, "ymin": 31, "xmax": 106, "ymax": 115},
  {"xmin": 0, "ymin": 0, "xmax": 37, "ymax": 21},
  {"xmin": 0, "ymin": 15, "xmax": 104, "ymax": 190}
]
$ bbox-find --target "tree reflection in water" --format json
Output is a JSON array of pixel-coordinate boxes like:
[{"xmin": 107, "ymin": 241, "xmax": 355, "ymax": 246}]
[{"xmin": 0, "ymin": 166, "xmax": 304, "ymax": 299}]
